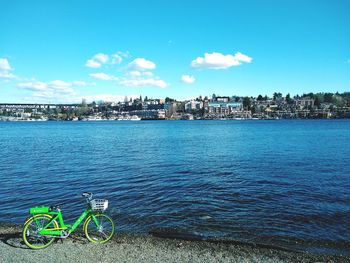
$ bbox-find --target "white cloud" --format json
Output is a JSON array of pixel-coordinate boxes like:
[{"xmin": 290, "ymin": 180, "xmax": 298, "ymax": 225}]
[
  {"xmin": 120, "ymin": 78, "xmax": 167, "ymax": 88},
  {"xmin": 181, "ymin": 75, "xmax": 196, "ymax": 84},
  {"xmin": 117, "ymin": 51, "xmax": 130, "ymax": 58},
  {"xmin": 0, "ymin": 58, "xmax": 12, "ymax": 71},
  {"xmin": 81, "ymin": 94, "xmax": 126, "ymax": 103},
  {"xmin": 48, "ymin": 80, "xmax": 74, "ymax": 94},
  {"xmin": 72, "ymin": 81, "xmax": 87, "ymax": 86},
  {"xmin": 143, "ymin": 71, "xmax": 153, "ymax": 77},
  {"xmin": 32, "ymin": 91, "xmax": 55, "ymax": 98},
  {"xmin": 86, "ymin": 59, "xmax": 101, "ymax": 68},
  {"xmin": 111, "ymin": 54, "xmax": 122, "ymax": 64},
  {"xmin": 128, "ymin": 71, "xmax": 142, "ymax": 77},
  {"xmin": 49, "ymin": 80, "xmax": 71, "ymax": 87},
  {"xmin": 86, "ymin": 52, "xmax": 128, "ymax": 68},
  {"xmin": 191, "ymin": 52, "xmax": 252, "ymax": 69},
  {"xmin": 17, "ymin": 80, "xmax": 77, "ymax": 97},
  {"xmin": 85, "ymin": 53, "xmax": 109, "ymax": 68},
  {"xmin": 128, "ymin": 71, "xmax": 153, "ymax": 77},
  {"xmin": 234, "ymin": 52, "xmax": 253, "ymax": 63},
  {"xmin": 0, "ymin": 71, "xmax": 17, "ymax": 79},
  {"xmin": 18, "ymin": 80, "xmax": 92, "ymax": 90},
  {"xmin": 17, "ymin": 81, "xmax": 48, "ymax": 91},
  {"xmin": 128, "ymin": 58, "xmax": 156, "ymax": 71},
  {"xmin": 122, "ymin": 58, "xmax": 165, "ymax": 88},
  {"xmin": 85, "ymin": 53, "xmax": 166, "ymax": 89},
  {"xmin": 93, "ymin": 53, "xmax": 109, "ymax": 63},
  {"xmin": 0, "ymin": 58, "xmax": 16, "ymax": 79},
  {"xmin": 17, "ymin": 80, "xmax": 76, "ymax": 103},
  {"xmin": 71, "ymin": 80, "xmax": 96, "ymax": 86},
  {"xmin": 89, "ymin": 72, "xmax": 118, "ymax": 81}
]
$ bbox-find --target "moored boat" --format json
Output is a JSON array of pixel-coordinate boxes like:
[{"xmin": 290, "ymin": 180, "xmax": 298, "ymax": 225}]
[{"xmin": 130, "ymin": 115, "xmax": 141, "ymax": 121}]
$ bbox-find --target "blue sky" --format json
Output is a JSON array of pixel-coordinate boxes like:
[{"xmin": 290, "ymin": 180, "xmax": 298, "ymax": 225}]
[{"xmin": 0, "ymin": 0, "xmax": 349, "ymax": 103}]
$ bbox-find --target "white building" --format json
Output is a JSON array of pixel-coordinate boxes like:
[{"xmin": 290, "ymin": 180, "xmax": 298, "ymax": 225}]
[{"xmin": 185, "ymin": 100, "xmax": 203, "ymax": 112}]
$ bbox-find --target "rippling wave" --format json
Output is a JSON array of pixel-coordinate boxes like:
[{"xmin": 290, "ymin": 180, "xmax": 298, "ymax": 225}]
[{"xmin": 0, "ymin": 120, "xmax": 349, "ymax": 255}]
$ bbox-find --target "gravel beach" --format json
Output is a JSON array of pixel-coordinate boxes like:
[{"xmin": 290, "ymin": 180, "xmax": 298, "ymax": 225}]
[{"xmin": 0, "ymin": 224, "xmax": 348, "ymax": 263}]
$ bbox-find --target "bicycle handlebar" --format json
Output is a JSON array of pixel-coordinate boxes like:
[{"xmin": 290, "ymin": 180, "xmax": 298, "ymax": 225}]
[{"xmin": 82, "ymin": 192, "xmax": 93, "ymax": 200}]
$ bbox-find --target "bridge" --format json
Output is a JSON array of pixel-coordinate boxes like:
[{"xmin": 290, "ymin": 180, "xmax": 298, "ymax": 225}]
[{"xmin": 0, "ymin": 103, "xmax": 79, "ymax": 109}]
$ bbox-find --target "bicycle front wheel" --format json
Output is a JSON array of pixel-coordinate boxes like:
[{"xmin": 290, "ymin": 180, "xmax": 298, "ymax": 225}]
[
  {"xmin": 84, "ymin": 213, "xmax": 115, "ymax": 243},
  {"xmin": 23, "ymin": 214, "xmax": 58, "ymax": 249}
]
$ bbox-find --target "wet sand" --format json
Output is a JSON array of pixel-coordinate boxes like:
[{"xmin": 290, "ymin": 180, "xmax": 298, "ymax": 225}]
[{"xmin": 0, "ymin": 224, "xmax": 348, "ymax": 263}]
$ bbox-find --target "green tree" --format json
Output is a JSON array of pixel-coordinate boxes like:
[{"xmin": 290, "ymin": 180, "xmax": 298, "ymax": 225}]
[
  {"xmin": 303, "ymin": 92, "xmax": 314, "ymax": 99},
  {"xmin": 332, "ymin": 95, "xmax": 345, "ymax": 107},
  {"xmin": 286, "ymin": 93, "xmax": 292, "ymax": 104},
  {"xmin": 54, "ymin": 108, "xmax": 61, "ymax": 115},
  {"xmin": 341, "ymin": 92, "xmax": 350, "ymax": 106},
  {"xmin": 273, "ymin": 92, "xmax": 282, "ymax": 101},
  {"xmin": 165, "ymin": 97, "xmax": 175, "ymax": 103},
  {"xmin": 243, "ymin": 97, "xmax": 251, "ymax": 110},
  {"xmin": 314, "ymin": 97, "xmax": 321, "ymax": 108},
  {"xmin": 324, "ymin": 93, "xmax": 333, "ymax": 103}
]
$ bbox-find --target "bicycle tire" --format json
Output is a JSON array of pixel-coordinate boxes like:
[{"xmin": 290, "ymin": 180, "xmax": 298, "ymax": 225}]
[
  {"xmin": 23, "ymin": 214, "xmax": 58, "ymax": 249},
  {"xmin": 84, "ymin": 213, "xmax": 115, "ymax": 244}
]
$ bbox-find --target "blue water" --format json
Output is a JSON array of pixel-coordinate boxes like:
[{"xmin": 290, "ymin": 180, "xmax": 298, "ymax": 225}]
[{"xmin": 0, "ymin": 120, "xmax": 349, "ymax": 255}]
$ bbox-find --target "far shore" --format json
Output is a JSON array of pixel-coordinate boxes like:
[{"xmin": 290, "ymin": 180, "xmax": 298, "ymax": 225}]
[{"xmin": 0, "ymin": 223, "xmax": 348, "ymax": 263}]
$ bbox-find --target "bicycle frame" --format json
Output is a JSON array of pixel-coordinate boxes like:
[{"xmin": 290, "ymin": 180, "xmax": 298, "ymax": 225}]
[{"xmin": 37, "ymin": 207, "xmax": 100, "ymax": 236}]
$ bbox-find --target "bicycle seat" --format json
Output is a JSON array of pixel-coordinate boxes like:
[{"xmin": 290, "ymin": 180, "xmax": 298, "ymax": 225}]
[{"xmin": 50, "ymin": 203, "xmax": 64, "ymax": 210}]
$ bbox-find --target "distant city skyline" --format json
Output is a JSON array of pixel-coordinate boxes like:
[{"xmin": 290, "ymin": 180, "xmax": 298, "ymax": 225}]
[{"xmin": 1, "ymin": 0, "xmax": 349, "ymax": 103}]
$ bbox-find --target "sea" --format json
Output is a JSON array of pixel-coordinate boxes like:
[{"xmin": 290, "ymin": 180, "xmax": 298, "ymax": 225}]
[{"xmin": 0, "ymin": 120, "xmax": 349, "ymax": 255}]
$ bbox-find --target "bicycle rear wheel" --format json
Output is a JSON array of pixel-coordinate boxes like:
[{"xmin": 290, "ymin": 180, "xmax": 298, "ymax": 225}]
[
  {"xmin": 23, "ymin": 214, "xmax": 58, "ymax": 249},
  {"xmin": 84, "ymin": 213, "xmax": 114, "ymax": 243}
]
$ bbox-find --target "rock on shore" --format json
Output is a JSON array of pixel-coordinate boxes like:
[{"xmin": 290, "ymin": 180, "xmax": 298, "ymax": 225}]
[{"xmin": 0, "ymin": 224, "xmax": 348, "ymax": 263}]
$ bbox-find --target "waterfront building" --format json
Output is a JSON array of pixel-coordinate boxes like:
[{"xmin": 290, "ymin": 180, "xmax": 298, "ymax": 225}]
[
  {"xmin": 1, "ymin": 92, "xmax": 349, "ymax": 121},
  {"xmin": 296, "ymin": 97, "xmax": 314, "ymax": 108},
  {"xmin": 207, "ymin": 101, "xmax": 243, "ymax": 115},
  {"xmin": 142, "ymin": 99, "xmax": 164, "ymax": 110},
  {"xmin": 130, "ymin": 109, "xmax": 165, "ymax": 120},
  {"xmin": 215, "ymin": 96, "xmax": 230, "ymax": 103},
  {"xmin": 184, "ymin": 100, "xmax": 203, "ymax": 112},
  {"xmin": 157, "ymin": 109, "xmax": 166, "ymax": 119},
  {"xmin": 164, "ymin": 102, "xmax": 172, "ymax": 111}
]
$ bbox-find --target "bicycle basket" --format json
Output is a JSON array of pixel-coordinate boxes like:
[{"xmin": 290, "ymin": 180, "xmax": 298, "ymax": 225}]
[{"xmin": 90, "ymin": 199, "xmax": 108, "ymax": 212}]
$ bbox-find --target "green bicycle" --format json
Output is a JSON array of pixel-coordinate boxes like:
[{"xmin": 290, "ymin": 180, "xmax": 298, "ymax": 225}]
[{"xmin": 22, "ymin": 192, "xmax": 115, "ymax": 249}]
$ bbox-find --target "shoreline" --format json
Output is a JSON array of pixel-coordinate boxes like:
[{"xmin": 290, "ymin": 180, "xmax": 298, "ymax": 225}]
[
  {"xmin": 1, "ymin": 118, "xmax": 350, "ymax": 122},
  {"xmin": 1, "ymin": 224, "xmax": 348, "ymax": 263}
]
